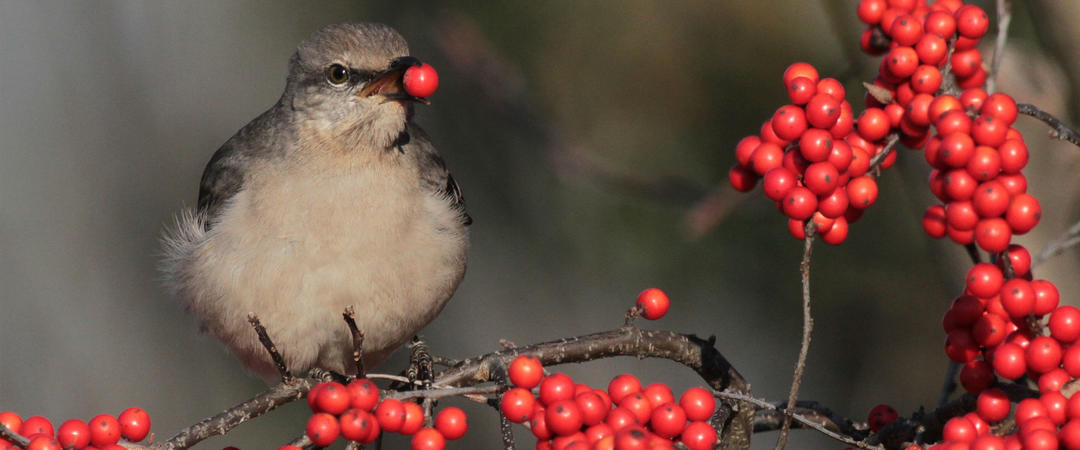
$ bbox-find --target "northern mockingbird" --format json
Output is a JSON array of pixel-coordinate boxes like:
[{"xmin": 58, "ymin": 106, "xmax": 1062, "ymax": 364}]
[{"xmin": 162, "ymin": 23, "xmax": 470, "ymax": 379}]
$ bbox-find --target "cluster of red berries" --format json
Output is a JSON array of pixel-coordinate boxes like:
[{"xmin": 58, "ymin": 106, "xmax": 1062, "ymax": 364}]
[
  {"xmin": 499, "ymin": 354, "xmax": 719, "ymax": 450},
  {"xmin": 853, "ymin": 0, "xmax": 1042, "ymax": 250},
  {"xmin": 0, "ymin": 408, "xmax": 151, "ymax": 450},
  {"xmin": 727, "ymin": 61, "xmax": 886, "ymax": 246},
  {"xmin": 297, "ymin": 378, "xmax": 466, "ymax": 450}
]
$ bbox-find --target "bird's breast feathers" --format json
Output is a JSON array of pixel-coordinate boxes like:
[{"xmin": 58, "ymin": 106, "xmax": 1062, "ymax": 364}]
[{"xmin": 178, "ymin": 149, "xmax": 468, "ymax": 374}]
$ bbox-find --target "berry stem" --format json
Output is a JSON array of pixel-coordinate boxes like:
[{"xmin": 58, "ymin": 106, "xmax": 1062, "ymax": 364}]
[{"xmin": 776, "ymin": 222, "xmax": 818, "ymax": 450}]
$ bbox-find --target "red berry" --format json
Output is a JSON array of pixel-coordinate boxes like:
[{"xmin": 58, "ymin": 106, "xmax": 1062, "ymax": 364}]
[
  {"xmin": 963, "ymin": 358, "xmax": 993, "ymax": 392},
  {"xmin": 650, "ymin": 403, "xmax": 687, "ymax": 439},
  {"xmin": 546, "ymin": 400, "xmax": 584, "ymax": 436},
  {"xmin": 376, "ymin": 398, "xmax": 407, "ymax": 433},
  {"xmin": 786, "ymin": 76, "xmax": 817, "ymax": 105},
  {"xmin": 1050, "ymin": 306, "xmax": 1080, "ymax": 343},
  {"xmin": 315, "ymin": 382, "xmax": 350, "ymax": 415},
  {"xmin": 347, "ymin": 378, "xmax": 381, "ymax": 411},
  {"xmin": 1005, "ymin": 193, "xmax": 1041, "ymax": 234},
  {"xmin": 857, "ymin": 108, "xmax": 890, "ymax": 141},
  {"xmin": 680, "ymin": 421, "xmax": 717, "ymax": 450},
  {"xmin": 972, "ymin": 181, "xmax": 1010, "ymax": 218},
  {"xmin": 306, "ymin": 413, "xmax": 340, "ymax": 447},
  {"xmin": 88, "ymin": 415, "xmax": 120, "ymax": 448},
  {"xmin": 998, "ymin": 139, "xmax": 1029, "ymax": 174},
  {"xmin": 117, "ymin": 407, "xmax": 151, "ymax": 442},
  {"xmin": 885, "ymin": 46, "xmax": 919, "ymax": 78},
  {"xmin": 982, "ymin": 93, "xmax": 1019, "ymax": 125},
  {"xmin": 679, "ymin": 387, "xmax": 715, "ymax": 422},
  {"xmin": 951, "ymin": 49, "xmax": 983, "ymax": 78},
  {"xmin": 798, "ymin": 128, "xmax": 833, "ymax": 163},
  {"xmin": 966, "ymin": 263, "xmax": 1004, "ymax": 298},
  {"xmin": 911, "ymin": 65, "xmax": 943, "ymax": 94},
  {"xmin": 20, "ymin": 416, "xmax": 54, "ymax": 438},
  {"xmin": 992, "ymin": 342, "xmax": 1027, "ymax": 379},
  {"xmin": 762, "ymin": 167, "xmax": 797, "ymax": 202},
  {"xmin": 955, "ymin": 5, "xmax": 990, "ymax": 39},
  {"xmin": 402, "ymin": 63, "xmax": 438, "ymax": 98},
  {"xmin": 508, "ymin": 354, "xmax": 544, "ymax": 389},
  {"xmin": 974, "ymin": 217, "xmax": 1011, "ymax": 253},
  {"xmin": 868, "ymin": 404, "xmax": 899, "ymax": 432},
  {"xmin": 434, "ymin": 407, "xmax": 467, "ymax": 440},
  {"xmin": 344, "ymin": 408, "xmax": 380, "ymax": 443},
  {"xmin": 636, "ymin": 288, "xmax": 670, "ymax": 320},
  {"xmin": 783, "ymin": 62, "xmax": 819, "ymax": 88},
  {"xmin": 642, "ymin": 384, "xmax": 675, "ymax": 410},
  {"xmin": 56, "ymin": 419, "xmax": 90, "ymax": 450},
  {"xmin": 922, "ymin": 205, "xmax": 947, "ymax": 238},
  {"xmin": 410, "ymin": 427, "xmax": 445, "ymax": 450},
  {"xmin": 1039, "ymin": 368, "xmax": 1071, "ymax": 393},
  {"xmin": 803, "ymin": 162, "xmax": 839, "ymax": 196},
  {"xmin": 779, "ymin": 186, "xmax": 815, "ymax": 220},
  {"xmin": 727, "ymin": 164, "xmax": 758, "ymax": 192},
  {"xmin": 888, "ymin": 14, "xmax": 923, "ymax": 46},
  {"xmin": 307, "ymin": 382, "xmax": 328, "ymax": 412},
  {"xmin": 575, "ymin": 391, "xmax": 608, "ymax": 427},
  {"xmin": 540, "ymin": 373, "xmax": 577, "ymax": 406},
  {"xmin": 846, "ymin": 176, "xmax": 878, "ymax": 209},
  {"xmin": 976, "ymin": 388, "xmax": 1011, "ymax": 422},
  {"xmin": 999, "ymin": 278, "xmax": 1035, "ymax": 318},
  {"xmin": 734, "ymin": 136, "xmax": 761, "ymax": 167},
  {"xmin": 1062, "ymin": 420, "xmax": 1080, "ymax": 450},
  {"xmin": 771, "ymin": 105, "xmax": 808, "ymax": 141},
  {"xmin": 618, "ymin": 393, "xmax": 653, "ymax": 425},
  {"xmin": 1026, "ymin": 336, "xmax": 1063, "ymax": 374},
  {"xmin": 1032, "ymin": 279, "xmax": 1061, "ymax": 316},
  {"xmin": 972, "ymin": 115, "xmax": 1008, "ymax": 148},
  {"xmin": 939, "ymin": 132, "xmax": 975, "ymax": 168},
  {"xmin": 500, "ymin": 388, "xmax": 536, "ymax": 423},
  {"xmin": 400, "ymin": 402, "xmax": 425, "ymax": 436},
  {"xmin": 972, "ymin": 313, "xmax": 1008, "ymax": 347},
  {"xmin": 857, "ymin": 0, "xmax": 887, "ymax": 24},
  {"xmin": 805, "ymin": 94, "xmax": 841, "ymax": 129},
  {"xmin": 943, "ymin": 416, "xmax": 977, "ymax": 443},
  {"xmin": 946, "ymin": 201, "xmax": 978, "ymax": 231},
  {"xmin": 25, "ymin": 436, "xmax": 60, "ymax": 450}
]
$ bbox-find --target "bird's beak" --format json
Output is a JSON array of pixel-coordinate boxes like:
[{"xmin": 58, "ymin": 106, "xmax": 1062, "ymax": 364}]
[{"xmin": 358, "ymin": 56, "xmax": 430, "ymax": 105}]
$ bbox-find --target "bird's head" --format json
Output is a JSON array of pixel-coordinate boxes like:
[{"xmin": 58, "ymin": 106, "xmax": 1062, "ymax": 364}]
[{"xmin": 284, "ymin": 23, "xmax": 430, "ymax": 150}]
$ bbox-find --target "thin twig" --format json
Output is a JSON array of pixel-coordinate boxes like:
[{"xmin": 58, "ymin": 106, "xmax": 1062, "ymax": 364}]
[
  {"xmin": 939, "ymin": 38, "xmax": 960, "ymax": 96},
  {"xmin": 499, "ymin": 411, "xmax": 516, "ymax": 450},
  {"xmin": 0, "ymin": 422, "xmax": 29, "ymax": 448},
  {"xmin": 343, "ymin": 306, "xmax": 366, "ymax": 378},
  {"xmin": 987, "ymin": 0, "xmax": 1012, "ymax": 94},
  {"xmin": 1034, "ymin": 219, "xmax": 1080, "ymax": 267},
  {"xmin": 1017, "ymin": 103, "xmax": 1080, "ymax": 148},
  {"xmin": 868, "ymin": 134, "xmax": 901, "ymax": 175},
  {"xmin": 247, "ymin": 313, "xmax": 293, "ymax": 383},
  {"xmin": 775, "ymin": 222, "xmax": 817, "ymax": 449},
  {"xmin": 719, "ymin": 390, "xmax": 881, "ymax": 449}
]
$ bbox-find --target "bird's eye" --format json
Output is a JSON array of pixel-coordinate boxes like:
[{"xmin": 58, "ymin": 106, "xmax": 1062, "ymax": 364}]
[{"xmin": 326, "ymin": 64, "xmax": 349, "ymax": 85}]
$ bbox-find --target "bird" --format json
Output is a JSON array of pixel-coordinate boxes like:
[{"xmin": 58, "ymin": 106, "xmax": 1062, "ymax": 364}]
[{"xmin": 161, "ymin": 23, "xmax": 470, "ymax": 380}]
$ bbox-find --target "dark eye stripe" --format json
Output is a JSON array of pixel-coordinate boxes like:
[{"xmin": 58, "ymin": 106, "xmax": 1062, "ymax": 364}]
[{"xmin": 352, "ymin": 69, "xmax": 377, "ymax": 83}]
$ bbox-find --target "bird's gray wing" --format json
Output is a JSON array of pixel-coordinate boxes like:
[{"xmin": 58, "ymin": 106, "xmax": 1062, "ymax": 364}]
[
  {"xmin": 197, "ymin": 107, "xmax": 286, "ymax": 230},
  {"xmin": 405, "ymin": 126, "xmax": 472, "ymax": 226}
]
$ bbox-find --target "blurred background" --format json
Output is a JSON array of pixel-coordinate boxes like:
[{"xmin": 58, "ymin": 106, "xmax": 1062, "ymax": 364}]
[{"xmin": 2, "ymin": 1, "xmax": 1078, "ymax": 448}]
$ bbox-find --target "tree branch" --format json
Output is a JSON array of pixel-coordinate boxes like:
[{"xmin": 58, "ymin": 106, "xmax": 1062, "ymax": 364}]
[
  {"xmin": 434, "ymin": 326, "xmax": 754, "ymax": 448},
  {"xmin": 719, "ymin": 391, "xmax": 880, "ymax": 449}
]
